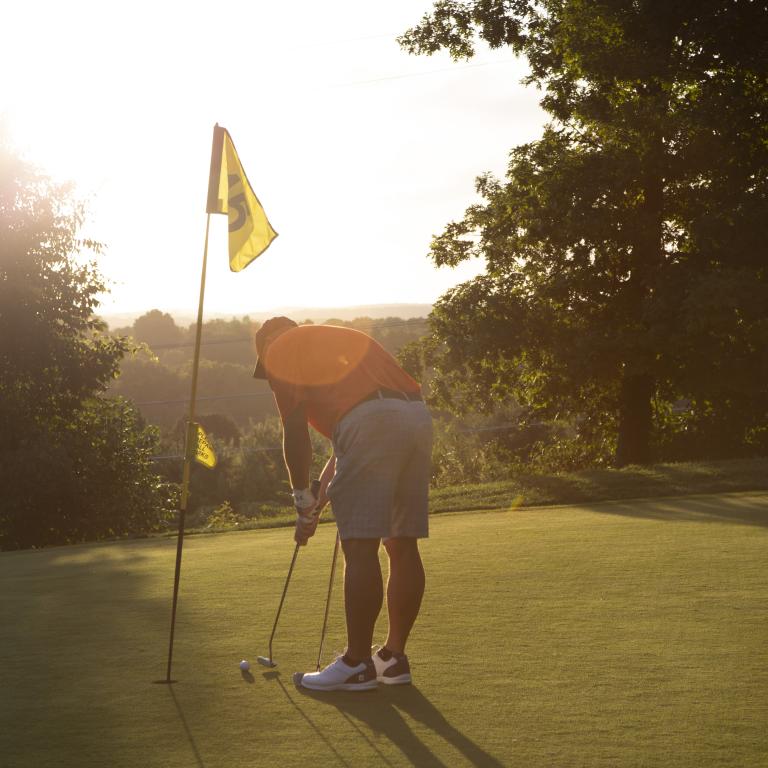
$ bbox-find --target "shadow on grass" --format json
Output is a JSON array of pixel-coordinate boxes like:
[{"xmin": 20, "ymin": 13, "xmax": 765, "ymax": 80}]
[
  {"xmin": 279, "ymin": 673, "xmax": 505, "ymax": 768},
  {"xmin": 0, "ymin": 540, "xmax": 215, "ymax": 768},
  {"xmin": 267, "ymin": 673, "xmax": 354, "ymax": 768},
  {"xmin": 168, "ymin": 685, "xmax": 206, "ymax": 768},
  {"xmin": 589, "ymin": 492, "xmax": 768, "ymax": 528},
  {"xmin": 429, "ymin": 458, "xmax": 768, "ymax": 522}
]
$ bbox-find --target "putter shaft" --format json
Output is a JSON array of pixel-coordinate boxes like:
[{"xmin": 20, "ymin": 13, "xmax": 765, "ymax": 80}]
[
  {"xmin": 264, "ymin": 541, "xmax": 301, "ymax": 666},
  {"xmin": 316, "ymin": 531, "xmax": 341, "ymax": 671},
  {"xmin": 261, "ymin": 480, "xmax": 322, "ymax": 667}
]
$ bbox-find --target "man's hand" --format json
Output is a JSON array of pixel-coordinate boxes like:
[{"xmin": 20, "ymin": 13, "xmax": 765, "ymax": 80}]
[
  {"xmin": 293, "ymin": 481, "xmax": 321, "ymax": 546},
  {"xmin": 294, "ymin": 507, "xmax": 320, "ymax": 546}
]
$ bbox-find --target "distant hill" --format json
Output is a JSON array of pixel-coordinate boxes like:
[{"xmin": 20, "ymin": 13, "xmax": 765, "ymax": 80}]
[{"xmin": 100, "ymin": 303, "xmax": 433, "ymax": 330}]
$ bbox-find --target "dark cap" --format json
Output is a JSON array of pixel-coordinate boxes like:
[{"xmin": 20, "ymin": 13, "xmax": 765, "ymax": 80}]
[{"xmin": 252, "ymin": 316, "xmax": 298, "ymax": 379}]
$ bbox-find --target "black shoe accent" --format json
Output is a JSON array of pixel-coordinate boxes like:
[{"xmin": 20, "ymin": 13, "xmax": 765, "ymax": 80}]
[{"xmin": 344, "ymin": 659, "xmax": 377, "ymax": 685}]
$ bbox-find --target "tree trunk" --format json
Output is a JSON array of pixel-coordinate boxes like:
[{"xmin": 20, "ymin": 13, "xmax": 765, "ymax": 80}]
[
  {"xmin": 615, "ymin": 372, "xmax": 654, "ymax": 466},
  {"xmin": 615, "ymin": 89, "xmax": 665, "ymax": 468}
]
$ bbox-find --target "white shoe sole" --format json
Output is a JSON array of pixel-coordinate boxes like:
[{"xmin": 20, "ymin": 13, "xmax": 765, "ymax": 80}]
[
  {"xmin": 377, "ymin": 673, "xmax": 412, "ymax": 685},
  {"xmin": 300, "ymin": 677, "xmax": 378, "ymax": 692}
]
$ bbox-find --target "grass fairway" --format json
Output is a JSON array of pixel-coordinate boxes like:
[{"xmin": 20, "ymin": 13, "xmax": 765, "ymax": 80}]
[{"xmin": 2, "ymin": 493, "xmax": 767, "ymax": 768}]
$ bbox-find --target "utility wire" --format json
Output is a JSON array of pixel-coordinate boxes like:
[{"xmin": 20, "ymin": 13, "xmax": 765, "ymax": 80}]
[
  {"xmin": 149, "ymin": 421, "xmax": 525, "ymax": 461},
  {"xmin": 122, "ymin": 317, "xmax": 433, "ymax": 406},
  {"xmin": 127, "ymin": 317, "xmax": 430, "ymax": 351},
  {"xmin": 305, "ymin": 31, "xmax": 400, "ymax": 48},
  {"xmin": 136, "ymin": 392, "xmax": 274, "ymax": 406},
  {"xmin": 334, "ymin": 58, "xmax": 518, "ymax": 88}
]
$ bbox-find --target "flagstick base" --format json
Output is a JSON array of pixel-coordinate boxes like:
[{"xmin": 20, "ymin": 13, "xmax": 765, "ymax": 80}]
[{"xmin": 152, "ymin": 679, "xmax": 179, "ymax": 685}]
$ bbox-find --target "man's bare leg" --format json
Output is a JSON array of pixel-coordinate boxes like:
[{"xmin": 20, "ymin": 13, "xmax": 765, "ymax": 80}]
[
  {"xmin": 382, "ymin": 537, "xmax": 425, "ymax": 654},
  {"xmin": 341, "ymin": 538, "xmax": 383, "ymax": 661}
]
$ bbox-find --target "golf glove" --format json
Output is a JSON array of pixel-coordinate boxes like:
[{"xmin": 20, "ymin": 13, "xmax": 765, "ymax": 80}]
[
  {"xmin": 292, "ymin": 487, "xmax": 317, "ymax": 512},
  {"xmin": 293, "ymin": 483, "xmax": 320, "ymax": 545}
]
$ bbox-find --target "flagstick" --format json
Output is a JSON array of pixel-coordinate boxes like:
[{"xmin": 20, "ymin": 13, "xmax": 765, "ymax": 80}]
[{"xmin": 162, "ymin": 213, "xmax": 212, "ymax": 684}]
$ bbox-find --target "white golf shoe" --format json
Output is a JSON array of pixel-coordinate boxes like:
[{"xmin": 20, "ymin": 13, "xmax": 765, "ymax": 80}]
[{"xmin": 299, "ymin": 656, "xmax": 378, "ymax": 692}]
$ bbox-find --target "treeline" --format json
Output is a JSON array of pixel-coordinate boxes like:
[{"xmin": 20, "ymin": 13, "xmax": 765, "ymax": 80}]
[
  {"xmin": 103, "ymin": 312, "xmax": 436, "ymax": 532},
  {"xmin": 108, "ymin": 310, "xmax": 430, "ymax": 437}
]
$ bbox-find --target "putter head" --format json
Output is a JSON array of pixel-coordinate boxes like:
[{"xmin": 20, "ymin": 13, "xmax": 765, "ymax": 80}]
[{"xmin": 256, "ymin": 656, "xmax": 277, "ymax": 668}]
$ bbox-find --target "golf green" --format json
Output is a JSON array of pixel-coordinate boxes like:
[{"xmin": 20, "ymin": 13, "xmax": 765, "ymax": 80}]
[{"xmin": 2, "ymin": 492, "xmax": 767, "ymax": 767}]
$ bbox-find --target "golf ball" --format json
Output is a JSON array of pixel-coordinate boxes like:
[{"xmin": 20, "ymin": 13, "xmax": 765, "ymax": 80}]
[{"xmin": 239, "ymin": 659, "xmax": 251, "ymax": 671}]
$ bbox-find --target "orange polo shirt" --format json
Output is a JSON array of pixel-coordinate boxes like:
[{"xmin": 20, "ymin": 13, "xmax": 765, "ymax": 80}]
[{"xmin": 262, "ymin": 324, "xmax": 421, "ymax": 438}]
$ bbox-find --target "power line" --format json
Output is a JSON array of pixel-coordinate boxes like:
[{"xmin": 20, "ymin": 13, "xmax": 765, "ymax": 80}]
[
  {"xmin": 150, "ymin": 445, "xmax": 284, "ymax": 461},
  {"xmin": 334, "ymin": 58, "xmax": 518, "ymax": 88},
  {"xmin": 306, "ymin": 31, "xmax": 400, "ymax": 48},
  {"xmin": 128, "ymin": 317, "xmax": 431, "ymax": 351},
  {"xmin": 136, "ymin": 392, "xmax": 274, "ymax": 407},
  {"xmin": 147, "ymin": 337, "xmax": 256, "ymax": 351},
  {"xmin": 149, "ymin": 422, "xmax": 525, "ymax": 461},
  {"xmin": 123, "ymin": 317, "xmax": 433, "ymax": 406}
]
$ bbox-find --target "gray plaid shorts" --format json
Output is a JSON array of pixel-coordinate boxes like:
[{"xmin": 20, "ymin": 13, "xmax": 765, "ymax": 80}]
[{"xmin": 327, "ymin": 398, "xmax": 433, "ymax": 540}]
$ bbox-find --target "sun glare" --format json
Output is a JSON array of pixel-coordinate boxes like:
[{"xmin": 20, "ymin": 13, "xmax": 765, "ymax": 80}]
[{"xmin": 3, "ymin": 1, "xmax": 544, "ymax": 318}]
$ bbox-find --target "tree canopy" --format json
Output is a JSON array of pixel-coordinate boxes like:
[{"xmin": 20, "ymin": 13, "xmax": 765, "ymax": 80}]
[
  {"xmin": 400, "ymin": 0, "xmax": 768, "ymax": 465},
  {"xmin": 0, "ymin": 143, "xmax": 176, "ymax": 549}
]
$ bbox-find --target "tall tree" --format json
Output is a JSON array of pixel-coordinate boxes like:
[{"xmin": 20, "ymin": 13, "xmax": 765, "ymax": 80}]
[
  {"xmin": 400, "ymin": 0, "xmax": 768, "ymax": 465},
  {"xmin": 0, "ymin": 142, "xmax": 176, "ymax": 548},
  {"xmin": 0, "ymin": 147, "xmax": 122, "ymax": 447},
  {"xmin": 132, "ymin": 309, "xmax": 184, "ymax": 348}
]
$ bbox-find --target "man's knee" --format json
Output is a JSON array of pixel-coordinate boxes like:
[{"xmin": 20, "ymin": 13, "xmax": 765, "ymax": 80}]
[
  {"xmin": 383, "ymin": 537, "xmax": 419, "ymax": 561},
  {"xmin": 341, "ymin": 538, "xmax": 380, "ymax": 563}
]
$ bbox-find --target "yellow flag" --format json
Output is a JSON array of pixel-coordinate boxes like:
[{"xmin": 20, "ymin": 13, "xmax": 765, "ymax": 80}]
[
  {"xmin": 192, "ymin": 423, "xmax": 217, "ymax": 469},
  {"xmin": 206, "ymin": 124, "xmax": 278, "ymax": 272}
]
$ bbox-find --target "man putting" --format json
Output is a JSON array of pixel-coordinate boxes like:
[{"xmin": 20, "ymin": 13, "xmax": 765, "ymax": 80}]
[{"xmin": 253, "ymin": 317, "xmax": 433, "ymax": 691}]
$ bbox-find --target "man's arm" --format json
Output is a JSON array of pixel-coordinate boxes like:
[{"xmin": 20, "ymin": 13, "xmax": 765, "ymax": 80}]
[
  {"xmin": 282, "ymin": 404, "xmax": 321, "ymax": 545},
  {"xmin": 282, "ymin": 403, "xmax": 312, "ymax": 490}
]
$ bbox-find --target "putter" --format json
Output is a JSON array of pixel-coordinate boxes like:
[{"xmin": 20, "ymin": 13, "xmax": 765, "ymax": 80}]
[
  {"xmin": 315, "ymin": 530, "xmax": 341, "ymax": 671},
  {"xmin": 257, "ymin": 479, "xmax": 321, "ymax": 668}
]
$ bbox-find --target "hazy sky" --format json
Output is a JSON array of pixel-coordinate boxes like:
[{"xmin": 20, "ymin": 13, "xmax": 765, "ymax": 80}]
[{"xmin": 3, "ymin": 0, "xmax": 546, "ymax": 316}]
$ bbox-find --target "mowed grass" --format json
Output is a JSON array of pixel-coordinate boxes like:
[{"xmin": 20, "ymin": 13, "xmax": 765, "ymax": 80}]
[{"xmin": 2, "ymin": 493, "xmax": 767, "ymax": 768}]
